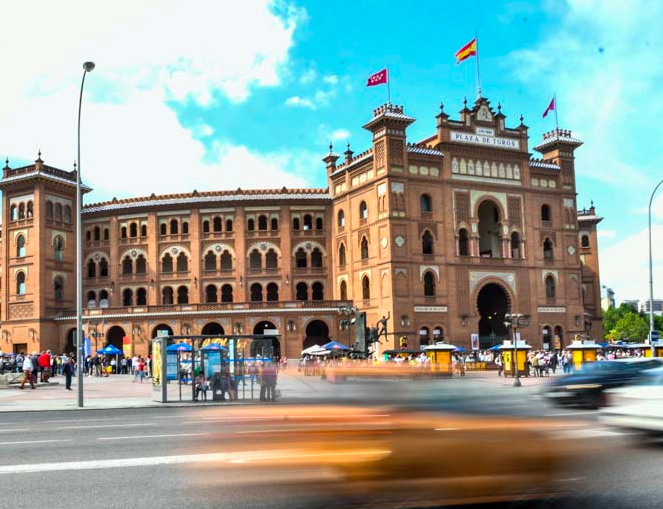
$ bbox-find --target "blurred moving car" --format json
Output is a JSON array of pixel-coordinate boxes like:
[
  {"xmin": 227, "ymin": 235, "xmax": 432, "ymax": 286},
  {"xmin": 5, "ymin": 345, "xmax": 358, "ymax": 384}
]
[
  {"xmin": 543, "ymin": 358, "xmax": 663, "ymax": 409},
  {"xmin": 600, "ymin": 367, "xmax": 663, "ymax": 438}
]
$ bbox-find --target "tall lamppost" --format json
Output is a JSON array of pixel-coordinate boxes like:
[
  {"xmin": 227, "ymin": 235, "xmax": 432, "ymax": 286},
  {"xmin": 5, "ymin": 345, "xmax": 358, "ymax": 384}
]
[
  {"xmin": 648, "ymin": 179, "xmax": 663, "ymax": 358},
  {"xmin": 76, "ymin": 61, "xmax": 95, "ymax": 408},
  {"xmin": 505, "ymin": 313, "xmax": 530, "ymax": 387}
]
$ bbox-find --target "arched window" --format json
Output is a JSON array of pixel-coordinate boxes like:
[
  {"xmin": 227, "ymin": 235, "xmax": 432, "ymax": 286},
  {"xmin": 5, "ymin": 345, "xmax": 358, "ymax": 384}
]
[
  {"xmin": 249, "ymin": 250, "xmax": 262, "ymax": 269},
  {"xmin": 545, "ymin": 275, "xmax": 556, "ymax": 299},
  {"xmin": 423, "ymin": 271, "xmax": 436, "ymax": 297},
  {"xmin": 337, "ymin": 209, "xmax": 345, "ymax": 228},
  {"xmin": 136, "ymin": 288, "xmax": 147, "ymax": 305},
  {"xmin": 250, "ymin": 283, "xmax": 263, "ymax": 302},
  {"xmin": 121, "ymin": 226, "xmax": 127, "ymax": 239},
  {"xmin": 205, "ymin": 284, "xmax": 218, "ymax": 303},
  {"xmin": 54, "ymin": 236, "xmax": 64, "ymax": 262},
  {"xmin": 266, "ymin": 283, "xmax": 279, "ymax": 301},
  {"xmin": 340, "ymin": 280, "xmax": 348, "ymax": 300},
  {"xmin": 122, "ymin": 288, "xmax": 133, "ymax": 306},
  {"xmin": 362, "ymin": 275, "xmax": 370, "ymax": 300},
  {"xmin": 162, "ymin": 253, "xmax": 173, "ymax": 273},
  {"xmin": 458, "ymin": 228, "xmax": 469, "ymax": 256},
  {"xmin": 271, "ymin": 217, "xmax": 278, "ymax": 230},
  {"xmin": 541, "ymin": 204, "xmax": 551, "ymax": 222},
  {"xmin": 177, "ymin": 285, "xmax": 189, "ymax": 304},
  {"xmin": 87, "ymin": 291, "xmax": 97, "ymax": 305},
  {"xmin": 18, "ymin": 203, "xmax": 25, "ymax": 219},
  {"xmin": 86, "ymin": 230, "xmax": 91, "ymax": 242},
  {"xmin": 213, "ymin": 217, "xmax": 222, "ymax": 232},
  {"xmin": 433, "ymin": 326, "xmax": 444, "ymax": 342},
  {"xmin": 360, "ymin": 237, "xmax": 369, "ymax": 260},
  {"xmin": 247, "ymin": 218, "xmax": 255, "ymax": 231},
  {"xmin": 129, "ymin": 222, "xmax": 138, "ymax": 237},
  {"xmin": 258, "ymin": 215, "xmax": 267, "ymax": 231},
  {"xmin": 103, "ymin": 228, "xmax": 109, "ymax": 241},
  {"xmin": 292, "ymin": 217, "xmax": 300, "ymax": 230},
  {"xmin": 16, "ymin": 271, "xmax": 26, "ymax": 295},
  {"xmin": 100, "ymin": 258, "xmax": 109, "ymax": 277},
  {"xmin": 46, "ymin": 201, "xmax": 53, "ymax": 220},
  {"xmin": 315, "ymin": 217, "xmax": 323, "ymax": 230},
  {"xmin": 221, "ymin": 251, "xmax": 232, "ymax": 271},
  {"xmin": 359, "ymin": 201, "xmax": 368, "ymax": 220},
  {"xmin": 554, "ymin": 325, "xmax": 564, "ymax": 349},
  {"xmin": 422, "ymin": 230, "xmax": 434, "ymax": 255},
  {"xmin": 94, "ymin": 226, "xmax": 101, "ymax": 241},
  {"xmin": 265, "ymin": 249, "xmax": 278, "ymax": 269},
  {"xmin": 225, "ymin": 219, "xmax": 233, "ymax": 232},
  {"xmin": 478, "ymin": 200, "xmax": 500, "ymax": 258},
  {"xmin": 221, "ymin": 284, "xmax": 233, "ymax": 303},
  {"xmin": 54, "ymin": 277, "xmax": 64, "ymax": 301},
  {"xmin": 311, "ymin": 248, "xmax": 323, "ymax": 268},
  {"xmin": 55, "ymin": 203, "xmax": 63, "ymax": 222},
  {"xmin": 16, "ymin": 235, "xmax": 26, "ymax": 258},
  {"xmin": 170, "ymin": 219, "xmax": 178, "ymax": 235},
  {"xmin": 420, "ymin": 194, "xmax": 432, "ymax": 214},
  {"xmin": 27, "ymin": 202, "xmax": 34, "ymax": 219},
  {"xmin": 63, "ymin": 205, "xmax": 71, "ymax": 223},
  {"xmin": 303, "ymin": 214, "xmax": 312, "ymax": 230},
  {"xmin": 510, "ymin": 232, "xmax": 521, "ymax": 259},
  {"xmin": 204, "ymin": 251, "xmax": 216, "ymax": 271},
  {"xmin": 176, "ymin": 252, "xmax": 188, "ymax": 272},
  {"xmin": 311, "ymin": 282, "xmax": 324, "ymax": 301},
  {"xmin": 122, "ymin": 256, "xmax": 133, "ymax": 275},
  {"xmin": 581, "ymin": 235, "xmax": 590, "ymax": 248},
  {"xmin": 10, "ymin": 205, "xmax": 18, "ymax": 221},
  {"xmin": 99, "ymin": 289, "xmax": 109, "ymax": 303},
  {"xmin": 141, "ymin": 224, "xmax": 147, "ymax": 237},
  {"xmin": 419, "ymin": 326, "xmax": 430, "ymax": 347},
  {"xmin": 295, "ymin": 282, "xmax": 308, "ymax": 301},
  {"xmin": 182, "ymin": 221, "xmax": 189, "ymax": 235},
  {"xmin": 160, "ymin": 223, "xmax": 167, "ymax": 236},
  {"xmin": 338, "ymin": 244, "xmax": 346, "ymax": 266},
  {"xmin": 203, "ymin": 220, "xmax": 210, "ymax": 233},
  {"xmin": 295, "ymin": 248, "xmax": 307, "ymax": 268},
  {"xmin": 162, "ymin": 286, "xmax": 174, "ymax": 305},
  {"xmin": 87, "ymin": 259, "xmax": 96, "ymax": 278},
  {"xmin": 135, "ymin": 255, "xmax": 147, "ymax": 274},
  {"xmin": 543, "ymin": 238, "xmax": 553, "ymax": 260}
]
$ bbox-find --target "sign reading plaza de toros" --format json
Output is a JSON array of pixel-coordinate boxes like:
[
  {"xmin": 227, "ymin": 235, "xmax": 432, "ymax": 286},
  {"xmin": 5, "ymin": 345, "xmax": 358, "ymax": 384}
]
[{"xmin": 450, "ymin": 130, "xmax": 520, "ymax": 150}]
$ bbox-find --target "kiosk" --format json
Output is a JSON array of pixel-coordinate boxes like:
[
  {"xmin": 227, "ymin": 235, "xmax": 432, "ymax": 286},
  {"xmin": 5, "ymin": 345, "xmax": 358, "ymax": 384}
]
[
  {"xmin": 423, "ymin": 343, "xmax": 458, "ymax": 375},
  {"xmin": 498, "ymin": 340, "xmax": 531, "ymax": 378},
  {"xmin": 566, "ymin": 340, "xmax": 602, "ymax": 370}
]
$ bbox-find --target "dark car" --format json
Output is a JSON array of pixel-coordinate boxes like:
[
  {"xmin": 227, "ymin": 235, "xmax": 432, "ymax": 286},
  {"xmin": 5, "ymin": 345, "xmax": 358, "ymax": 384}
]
[{"xmin": 544, "ymin": 359, "xmax": 663, "ymax": 409}]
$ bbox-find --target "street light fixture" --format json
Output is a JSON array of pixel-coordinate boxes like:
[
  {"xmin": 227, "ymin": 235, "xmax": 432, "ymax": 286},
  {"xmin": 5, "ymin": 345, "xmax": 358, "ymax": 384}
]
[
  {"xmin": 76, "ymin": 61, "xmax": 95, "ymax": 408},
  {"xmin": 505, "ymin": 313, "xmax": 530, "ymax": 387},
  {"xmin": 648, "ymin": 179, "xmax": 663, "ymax": 358}
]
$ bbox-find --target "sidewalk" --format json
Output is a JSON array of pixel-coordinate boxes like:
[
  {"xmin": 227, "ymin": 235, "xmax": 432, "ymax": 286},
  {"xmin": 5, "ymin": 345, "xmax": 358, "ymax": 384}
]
[{"xmin": 0, "ymin": 369, "xmax": 564, "ymax": 412}]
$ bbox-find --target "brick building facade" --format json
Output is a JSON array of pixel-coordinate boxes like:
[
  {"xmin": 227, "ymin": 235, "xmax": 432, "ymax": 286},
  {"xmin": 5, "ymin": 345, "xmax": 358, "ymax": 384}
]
[{"xmin": 0, "ymin": 97, "xmax": 603, "ymax": 357}]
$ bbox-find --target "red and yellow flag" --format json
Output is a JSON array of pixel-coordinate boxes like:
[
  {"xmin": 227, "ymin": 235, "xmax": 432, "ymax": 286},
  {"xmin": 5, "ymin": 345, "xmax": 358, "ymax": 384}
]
[{"xmin": 455, "ymin": 38, "xmax": 477, "ymax": 65}]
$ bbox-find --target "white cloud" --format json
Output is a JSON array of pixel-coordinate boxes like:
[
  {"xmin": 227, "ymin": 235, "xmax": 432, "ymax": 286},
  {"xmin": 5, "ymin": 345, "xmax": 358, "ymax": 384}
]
[
  {"xmin": 316, "ymin": 124, "xmax": 351, "ymax": 145},
  {"xmin": 299, "ymin": 69, "xmax": 318, "ymax": 84},
  {"xmin": 331, "ymin": 129, "xmax": 350, "ymax": 141},
  {"xmin": 0, "ymin": 0, "xmax": 307, "ymax": 203},
  {"xmin": 323, "ymin": 75, "xmax": 338, "ymax": 85},
  {"xmin": 285, "ymin": 96, "xmax": 315, "ymax": 108}
]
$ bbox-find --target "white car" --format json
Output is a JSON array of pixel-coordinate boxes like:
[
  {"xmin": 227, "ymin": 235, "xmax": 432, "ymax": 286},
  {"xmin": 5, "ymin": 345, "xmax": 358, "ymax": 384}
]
[{"xmin": 600, "ymin": 367, "xmax": 663, "ymax": 437}]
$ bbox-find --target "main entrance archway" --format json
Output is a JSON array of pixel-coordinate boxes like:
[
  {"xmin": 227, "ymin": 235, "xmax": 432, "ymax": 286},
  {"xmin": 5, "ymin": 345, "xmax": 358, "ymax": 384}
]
[
  {"xmin": 201, "ymin": 322, "xmax": 224, "ymax": 335},
  {"xmin": 304, "ymin": 320, "xmax": 329, "ymax": 350},
  {"xmin": 64, "ymin": 328, "xmax": 76, "ymax": 355},
  {"xmin": 252, "ymin": 321, "xmax": 280, "ymax": 359},
  {"xmin": 477, "ymin": 283, "xmax": 510, "ymax": 347},
  {"xmin": 106, "ymin": 326, "xmax": 126, "ymax": 350}
]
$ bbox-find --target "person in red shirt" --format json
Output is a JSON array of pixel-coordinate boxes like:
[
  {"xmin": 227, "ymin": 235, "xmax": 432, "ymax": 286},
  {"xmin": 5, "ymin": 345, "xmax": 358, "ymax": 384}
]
[{"xmin": 38, "ymin": 350, "xmax": 52, "ymax": 383}]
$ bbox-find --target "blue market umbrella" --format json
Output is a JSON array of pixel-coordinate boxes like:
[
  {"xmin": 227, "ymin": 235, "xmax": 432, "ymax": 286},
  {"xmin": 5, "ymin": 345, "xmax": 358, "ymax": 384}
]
[
  {"xmin": 167, "ymin": 342, "xmax": 192, "ymax": 352},
  {"xmin": 322, "ymin": 340, "xmax": 351, "ymax": 351},
  {"xmin": 202, "ymin": 343, "xmax": 227, "ymax": 351},
  {"xmin": 99, "ymin": 344, "xmax": 123, "ymax": 355},
  {"xmin": 454, "ymin": 346, "xmax": 466, "ymax": 352},
  {"xmin": 487, "ymin": 344, "xmax": 502, "ymax": 351}
]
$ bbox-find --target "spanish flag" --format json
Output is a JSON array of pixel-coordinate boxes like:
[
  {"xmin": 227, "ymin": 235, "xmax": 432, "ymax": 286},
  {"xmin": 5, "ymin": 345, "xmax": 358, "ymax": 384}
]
[{"xmin": 455, "ymin": 38, "xmax": 477, "ymax": 65}]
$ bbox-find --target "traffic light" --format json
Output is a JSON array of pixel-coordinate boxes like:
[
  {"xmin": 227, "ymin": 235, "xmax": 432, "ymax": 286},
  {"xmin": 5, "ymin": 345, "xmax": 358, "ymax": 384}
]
[{"xmin": 399, "ymin": 335, "xmax": 408, "ymax": 349}]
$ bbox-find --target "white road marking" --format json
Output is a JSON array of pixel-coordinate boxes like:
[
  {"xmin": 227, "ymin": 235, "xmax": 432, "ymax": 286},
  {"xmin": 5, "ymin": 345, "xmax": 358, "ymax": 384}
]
[
  {"xmin": 41, "ymin": 417, "xmax": 127, "ymax": 424},
  {"xmin": 0, "ymin": 439, "xmax": 72, "ymax": 446},
  {"xmin": 56, "ymin": 423, "xmax": 155, "ymax": 430},
  {"xmin": 98, "ymin": 433, "xmax": 209, "ymax": 441},
  {"xmin": 0, "ymin": 449, "xmax": 390, "ymax": 474},
  {"xmin": 0, "ymin": 429, "xmax": 27, "ymax": 434}
]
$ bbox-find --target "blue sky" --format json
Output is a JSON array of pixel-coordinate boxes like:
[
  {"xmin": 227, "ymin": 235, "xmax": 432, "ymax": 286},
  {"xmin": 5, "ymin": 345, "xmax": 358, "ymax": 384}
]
[{"xmin": 1, "ymin": 0, "xmax": 663, "ymax": 301}]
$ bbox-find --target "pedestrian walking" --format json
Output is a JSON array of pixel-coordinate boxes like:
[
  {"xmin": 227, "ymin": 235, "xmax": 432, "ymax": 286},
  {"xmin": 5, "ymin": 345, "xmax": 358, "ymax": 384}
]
[
  {"xmin": 63, "ymin": 356, "xmax": 74, "ymax": 390},
  {"xmin": 19, "ymin": 352, "xmax": 35, "ymax": 390},
  {"xmin": 495, "ymin": 352, "xmax": 503, "ymax": 377}
]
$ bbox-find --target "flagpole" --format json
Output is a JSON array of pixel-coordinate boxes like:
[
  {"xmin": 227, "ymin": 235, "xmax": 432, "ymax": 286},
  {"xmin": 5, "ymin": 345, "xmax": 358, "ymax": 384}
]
[
  {"xmin": 386, "ymin": 66, "xmax": 391, "ymax": 104},
  {"xmin": 554, "ymin": 93, "xmax": 559, "ymax": 130},
  {"xmin": 475, "ymin": 31, "xmax": 482, "ymax": 99}
]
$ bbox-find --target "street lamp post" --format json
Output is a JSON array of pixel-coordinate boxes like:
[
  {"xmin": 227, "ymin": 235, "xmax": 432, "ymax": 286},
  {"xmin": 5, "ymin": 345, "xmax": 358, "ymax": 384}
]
[
  {"xmin": 76, "ymin": 61, "xmax": 95, "ymax": 408},
  {"xmin": 648, "ymin": 179, "xmax": 663, "ymax": 358},
  {"xmin": 505, "ymin": 313, "xmax": 529, "ymax": 387}
]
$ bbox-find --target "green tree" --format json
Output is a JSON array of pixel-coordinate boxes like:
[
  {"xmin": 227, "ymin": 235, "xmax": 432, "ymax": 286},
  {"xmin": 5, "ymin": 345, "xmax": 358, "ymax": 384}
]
[
  {"xmin": 613, "ymin": 312, "xmax": 649, "ymax": 342},
  {"xmin": 602, "ymin": 303, "xmax": 639, "ymax": 340}
]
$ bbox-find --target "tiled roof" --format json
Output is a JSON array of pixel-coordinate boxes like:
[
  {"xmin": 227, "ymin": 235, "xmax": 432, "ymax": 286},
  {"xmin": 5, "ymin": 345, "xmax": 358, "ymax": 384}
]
[
  {"xmin": 363, "ymin": 103, "xmax": 416, "ymax": 129},
  {"xmin": 407, "ymin": 145, "xmax": 443, "ymax": 156},
  {"xmin": 534, "ymin": 128, "xmax": 583, "ymax": 152},
  {"xmin": 578, "ymin": 214, "xmax": 602, "ymax": 222},
  {"xmin": 529, "ymin": 159, "xmax": 560, "ymax": 170},
  {"xmin": 83, "ymin": 188, "xmax": 331, "ymax": 214},
  {"xmin": 1, "ymin": 169, "xmax": 92, "ymax": 191},
  {"xmin": 332, "ymin": 149, "xmax": 373, "ymax": 176}
]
